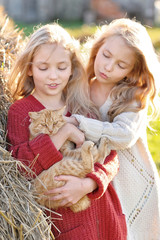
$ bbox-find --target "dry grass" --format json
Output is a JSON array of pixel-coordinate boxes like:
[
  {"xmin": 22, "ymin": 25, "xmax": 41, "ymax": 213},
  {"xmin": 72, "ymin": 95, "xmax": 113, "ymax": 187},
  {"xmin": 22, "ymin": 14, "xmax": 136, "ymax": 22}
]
[{"xmin": 0, "ymin": 147, "xmax": 59, "ymax": 239}]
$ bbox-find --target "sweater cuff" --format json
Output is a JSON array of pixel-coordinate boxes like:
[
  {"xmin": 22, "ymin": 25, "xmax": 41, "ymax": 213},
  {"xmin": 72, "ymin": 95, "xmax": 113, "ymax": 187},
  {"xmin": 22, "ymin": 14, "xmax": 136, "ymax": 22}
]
[
  {"xmin": 73, "ymin": 114, "xmax": 103, "ymax": 142},
  {"xmin": 87, "ymin": 150, "xmax": 119, "ymax": 200},
  {"xmin": 29, "ymin": 134, "xmax": 63, "ymax": 171},
  {"xmin": 86, "ymin": 163, "xmax": 107, "ymax": 200}
]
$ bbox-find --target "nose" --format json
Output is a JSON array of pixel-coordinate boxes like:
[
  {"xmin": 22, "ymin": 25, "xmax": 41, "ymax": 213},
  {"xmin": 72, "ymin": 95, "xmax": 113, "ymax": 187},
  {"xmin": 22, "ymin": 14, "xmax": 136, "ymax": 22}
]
[
  {"xmin": 105, "ymin": 60, "xmax": 114, "ymax": 72},
  {"xmin": 49, "ymin": 68, "xmax": 57, "ymax": 80},
  {"xmin": 49, "ymin": 129, "xmax": 53, "ymax": 134}
]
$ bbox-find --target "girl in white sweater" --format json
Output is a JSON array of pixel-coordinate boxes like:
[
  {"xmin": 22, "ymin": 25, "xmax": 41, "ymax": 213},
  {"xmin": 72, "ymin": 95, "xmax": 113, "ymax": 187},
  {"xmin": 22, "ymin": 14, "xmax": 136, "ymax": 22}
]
[{"xmin": 67, "ymin": 18, "xmax": 160, "ymax": 239}]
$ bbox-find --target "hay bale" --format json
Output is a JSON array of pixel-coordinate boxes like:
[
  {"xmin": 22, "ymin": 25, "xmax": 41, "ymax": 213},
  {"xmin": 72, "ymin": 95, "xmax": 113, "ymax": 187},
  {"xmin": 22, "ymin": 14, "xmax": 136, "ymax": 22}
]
[
  {"xmin": 0, "ymin": 6, "xmax": 25, "ymax": 147},
  {"xmin": 0, "ymin": 147, "xmax": 59, "ymax": 239},
  {"xmin": 0, "ymin": 7, "xmax": 61, "ymax": 239}
]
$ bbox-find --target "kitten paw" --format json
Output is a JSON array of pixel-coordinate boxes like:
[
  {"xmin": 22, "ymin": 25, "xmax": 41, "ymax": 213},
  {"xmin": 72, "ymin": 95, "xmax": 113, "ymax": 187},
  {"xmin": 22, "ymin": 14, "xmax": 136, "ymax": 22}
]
[
  {"xmin": 100, "ymin": 137, "xmax": 108, "ymax": 148},
  {"xmin": 81, "ymin": 141, "xmax": 94, "ymax": 152}
]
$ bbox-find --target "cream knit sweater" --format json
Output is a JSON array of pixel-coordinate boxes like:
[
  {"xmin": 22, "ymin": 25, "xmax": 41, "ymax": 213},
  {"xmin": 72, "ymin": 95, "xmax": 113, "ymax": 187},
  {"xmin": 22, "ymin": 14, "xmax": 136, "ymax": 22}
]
[{"xmin": 74, "ymin": 97, "xmax": 160, "ymax": 240}]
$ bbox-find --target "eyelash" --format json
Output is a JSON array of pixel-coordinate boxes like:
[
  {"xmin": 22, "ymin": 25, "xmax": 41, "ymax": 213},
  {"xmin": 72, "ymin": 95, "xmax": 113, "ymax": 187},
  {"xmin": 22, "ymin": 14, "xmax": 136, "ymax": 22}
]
[
  {"xmin": 39, "ymin": 68, "xmax": 47, "ymax": 71},
  {"xmin": 103, "ymin": 53, "xmax": 110, "ymax": 58},
  {"xmin": 38, "ymin": 67, "xmax": 67, "ymax": 71},
  {"xmin": 102, "ymin": 54, "xmax": 126, "ymax": 69},
  {"xmin": 118, "ymin": 64, "xmax": 125, "ymax": 69},
  {"xmin": 58, "ymin": 67, "xmax": 67, "ymax": 70}
]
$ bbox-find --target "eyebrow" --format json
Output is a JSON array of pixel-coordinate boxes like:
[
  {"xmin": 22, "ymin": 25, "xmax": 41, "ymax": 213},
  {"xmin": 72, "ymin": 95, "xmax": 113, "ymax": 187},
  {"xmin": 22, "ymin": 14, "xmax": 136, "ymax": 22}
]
[{"xmin": 35, "ymin": 61, "xmax": 68, "ymax": 65}]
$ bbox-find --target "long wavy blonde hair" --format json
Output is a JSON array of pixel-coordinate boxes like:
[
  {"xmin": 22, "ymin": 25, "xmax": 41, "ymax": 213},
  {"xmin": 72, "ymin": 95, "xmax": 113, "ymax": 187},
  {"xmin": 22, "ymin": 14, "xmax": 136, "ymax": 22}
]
[
  {"xmin": 8, "ymin": 23, "xmax": 99, "ymax": 117},
  {"xmin": 86, "ymin": 18, "xmax": 160, "ymax": 121}
]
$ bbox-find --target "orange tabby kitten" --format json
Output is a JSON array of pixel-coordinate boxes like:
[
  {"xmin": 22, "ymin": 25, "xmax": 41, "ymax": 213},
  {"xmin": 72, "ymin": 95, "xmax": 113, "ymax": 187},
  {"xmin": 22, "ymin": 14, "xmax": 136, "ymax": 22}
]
[{"xmin": 29, "ymin": 106, "xmax": 109, "ymax": 212}]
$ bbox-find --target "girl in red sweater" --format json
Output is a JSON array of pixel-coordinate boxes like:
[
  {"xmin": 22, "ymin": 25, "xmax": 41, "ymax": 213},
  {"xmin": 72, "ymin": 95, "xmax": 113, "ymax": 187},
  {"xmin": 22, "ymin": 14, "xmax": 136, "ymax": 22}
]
[{"xmin": 7, "ymin": 23, "xmax": 127, "ymax": 239}]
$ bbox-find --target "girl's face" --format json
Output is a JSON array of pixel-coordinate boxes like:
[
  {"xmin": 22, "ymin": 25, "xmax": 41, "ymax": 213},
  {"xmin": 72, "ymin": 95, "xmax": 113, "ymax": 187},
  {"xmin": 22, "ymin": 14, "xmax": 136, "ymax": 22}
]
[
  {"xmin": 28, "ymin": 43, "xmax": 72, "ymax": 100},
  {"xmin": 94, "ymin": 35, "xmax": 135, "ymax": 87}
]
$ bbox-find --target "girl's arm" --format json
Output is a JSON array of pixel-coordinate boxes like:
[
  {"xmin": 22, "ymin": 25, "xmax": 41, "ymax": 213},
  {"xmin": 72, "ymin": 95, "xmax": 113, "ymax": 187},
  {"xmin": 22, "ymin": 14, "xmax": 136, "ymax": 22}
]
[
  {"xmin": 72, "ymin": 108, "xmax": 147, "ymax": 150},
  {"xmin": 45, "ymin": 175, "xmax": 98, "ymax": 207},
  {"xmin": 50, "ymin": 122, "xmax": 85, "ymax": 150},
  {"xmin": 87, "ymin": 150, "xmax": 119, "ymax": 199},
  {"xmin": 45, "ymin": 150, "xmax": 119, "ymax": 205}
]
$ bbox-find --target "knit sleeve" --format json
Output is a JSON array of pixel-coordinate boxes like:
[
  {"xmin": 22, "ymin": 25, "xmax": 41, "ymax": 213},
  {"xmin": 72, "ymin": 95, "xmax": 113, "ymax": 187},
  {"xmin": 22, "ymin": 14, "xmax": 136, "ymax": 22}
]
[
  {"xmin": 87, "ymin": 150, "xmax": 119, "ymax": 199},
  {"xmin": 73, "ymin": 108, "xmax": 147, "ymax": 150},
  {"xmin": 7, "ymin": 103, "xmax": 63, "ymax": 176}
]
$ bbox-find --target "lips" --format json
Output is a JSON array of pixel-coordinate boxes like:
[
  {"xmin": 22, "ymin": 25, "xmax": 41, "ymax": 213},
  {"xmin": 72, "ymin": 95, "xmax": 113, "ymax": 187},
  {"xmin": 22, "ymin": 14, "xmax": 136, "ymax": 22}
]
[
  {"xmin": 48, "ymin": 83, "xmax": 59, "ymax": 88},
  {"xmin": 99, "ymin": 72, "xmax": 108, "ymax": 79},
  {"xmin": 50, "ymin": 83, "xmax": 57, "ymax": 87}
]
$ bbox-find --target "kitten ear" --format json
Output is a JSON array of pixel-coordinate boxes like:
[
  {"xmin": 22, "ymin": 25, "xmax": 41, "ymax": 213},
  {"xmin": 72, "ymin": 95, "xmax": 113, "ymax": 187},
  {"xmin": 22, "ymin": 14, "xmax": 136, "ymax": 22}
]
[
  {"xmin": 59, "ymin": 105, "xmax": 66, "ymax": 115},
  {"xmin": 28, "ymin": 112, "xmax": 38, "ymax": 120}
]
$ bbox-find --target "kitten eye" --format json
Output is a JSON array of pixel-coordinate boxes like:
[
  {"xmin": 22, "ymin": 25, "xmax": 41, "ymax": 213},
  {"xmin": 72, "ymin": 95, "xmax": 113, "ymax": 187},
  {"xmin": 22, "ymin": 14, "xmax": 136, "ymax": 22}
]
[{"xmin": 41, "ymin": 123, "xmax": 47, "ymax": 127}]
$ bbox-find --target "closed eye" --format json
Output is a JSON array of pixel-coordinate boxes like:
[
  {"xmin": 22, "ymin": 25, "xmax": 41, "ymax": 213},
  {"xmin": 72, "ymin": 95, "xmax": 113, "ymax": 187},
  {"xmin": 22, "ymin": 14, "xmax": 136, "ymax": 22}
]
[
  {"xmin": 41, "ymin": 123, "xmax": 47, "ymax": 127},
  {"xmin": 39, "ymin": 67, "xmax": 48, "ymax": 71},
  {"xmin": 53, "ymin": 121, "xmax": 58, "ymax": 125},
  {"xmin": 103, "ymin": 53, "xmax": 110, "ymax": 58},
  {"xmin": 118, "ymin": 64, "xmax": 125, "ymax": 69},
  {"xmin": 58, "ymin": 66, "xmax": 67, "ymax": 70}
]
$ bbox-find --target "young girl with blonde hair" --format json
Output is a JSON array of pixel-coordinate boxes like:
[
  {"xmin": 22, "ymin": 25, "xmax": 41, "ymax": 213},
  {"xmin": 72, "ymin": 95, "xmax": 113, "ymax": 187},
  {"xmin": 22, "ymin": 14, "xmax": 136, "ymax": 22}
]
[
  {"xmin": 7, "ymin": 23, "xmax": 127, "ymax": 239},
  {"xmin": 69, "ymin": 18, "xmax": 160, "ymax": 239}
]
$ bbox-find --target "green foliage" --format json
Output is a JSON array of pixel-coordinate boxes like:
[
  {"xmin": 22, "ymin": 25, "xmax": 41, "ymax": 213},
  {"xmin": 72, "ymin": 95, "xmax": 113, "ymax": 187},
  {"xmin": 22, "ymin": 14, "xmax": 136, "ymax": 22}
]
[
  {"xmin": 147, "ymin": 27, "xmax": 160, "ymax": 53},
  {"xmin": 15, "ymin": 21, "xmax": 160, "ymax": 43},
  {"xmin": 15, "ymin": 22, "xmax": 36, "ymax": 36},
  {"xmin": 147, "ymin": 118, "xmax": 160, "ymax": 172},
  {"xmin": 15, "ymin": 20, "xmax": 85, "ymax": 36}
]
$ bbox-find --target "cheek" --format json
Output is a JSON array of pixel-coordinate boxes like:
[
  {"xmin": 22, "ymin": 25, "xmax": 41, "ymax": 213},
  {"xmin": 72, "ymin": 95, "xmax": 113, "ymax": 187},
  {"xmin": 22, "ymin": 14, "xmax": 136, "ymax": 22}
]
[
  {"xmin": 94, "ymin": 58, "xmax": 99, "ymax": 74},
  {"xmin": 62, "ymin": 70, "xmax": 72, "ymax": 81},
  {"xmin": 123, "ymin": 68, "xmax": 133, "ymax": 78},
  {"xmin": 34, "ymin": 70, "xmax": 46, "ymax": 81},
  {"xmin": 118, "ymin": 71, "xmax": 127, "ymax": 80},
  {"xmin": 67, "ymin": 66, "xmax": 72, "ymax": 76},
  {"xmin": 94, "ymin": 52, "xmax": 102, "ymax": 71}
]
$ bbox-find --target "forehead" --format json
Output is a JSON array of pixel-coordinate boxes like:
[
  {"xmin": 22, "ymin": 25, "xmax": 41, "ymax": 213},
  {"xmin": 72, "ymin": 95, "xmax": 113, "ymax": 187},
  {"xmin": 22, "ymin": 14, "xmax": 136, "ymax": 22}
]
[
  {"xmin": 101, "ymin": 35, "xmax": 134, "ymax": 54},
  {"xmin": 100, "ymin": 35, "xmax": 136, "ymax": 64},
  {"xmin": 33, "ymin": 43, "xmax": 71, "ymax": 61}
]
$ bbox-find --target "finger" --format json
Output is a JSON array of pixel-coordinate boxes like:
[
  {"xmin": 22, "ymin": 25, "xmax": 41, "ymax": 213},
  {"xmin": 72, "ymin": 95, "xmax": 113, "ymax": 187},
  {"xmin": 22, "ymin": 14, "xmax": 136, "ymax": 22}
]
[
  {"xmin": 76, "ymin": 143, "xmax": 82, "ymax": 148},
  {"xmin": 44, "ymin": 187, "xmax": 63, "ymax": 195},
  {"xmin": 49, "ymin": 193, "xmax": 64, "ymax": 201},
  {"xmin": 54, "ymin": 175, "xmax": 71, "ymax": 181}
]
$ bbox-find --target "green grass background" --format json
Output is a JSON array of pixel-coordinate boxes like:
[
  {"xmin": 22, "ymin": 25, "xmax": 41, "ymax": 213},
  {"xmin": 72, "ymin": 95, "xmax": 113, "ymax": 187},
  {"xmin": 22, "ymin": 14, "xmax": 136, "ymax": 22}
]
[{"xmin": 15, "ymin": 21, "xmax": 160, "ymax": 173}]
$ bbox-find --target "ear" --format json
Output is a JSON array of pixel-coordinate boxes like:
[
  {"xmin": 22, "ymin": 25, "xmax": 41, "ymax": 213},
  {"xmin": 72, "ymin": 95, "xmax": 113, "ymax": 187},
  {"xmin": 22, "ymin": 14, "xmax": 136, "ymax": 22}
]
[
  {"xmin": 28, "ymin": 67, "xmax": 33, "ymax": 77},
  {"xmin": 59, "ymin": 105, "xmax": 66, "ymax": 115},
  {"xmin": 28, "ymin": 112, "xmax": 38, "ymax": 120},
  {"xmin": 69, "ymin": 73, "xmax": 73, "ymax": 80}
]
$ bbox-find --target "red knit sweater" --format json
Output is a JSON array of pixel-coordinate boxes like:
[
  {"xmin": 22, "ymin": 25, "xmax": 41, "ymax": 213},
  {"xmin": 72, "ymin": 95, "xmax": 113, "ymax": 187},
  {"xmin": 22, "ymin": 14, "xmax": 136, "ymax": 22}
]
[{"xmin": 7, "ymin": 95, "xmax": 127, "ymax": 240}]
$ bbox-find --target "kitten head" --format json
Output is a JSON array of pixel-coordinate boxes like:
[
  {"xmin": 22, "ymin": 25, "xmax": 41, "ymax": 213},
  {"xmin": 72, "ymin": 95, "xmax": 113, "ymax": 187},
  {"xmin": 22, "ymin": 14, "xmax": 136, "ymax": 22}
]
[{"xmin": 29, "ymin": 106, "xmax": 66, "ymax": 140}]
